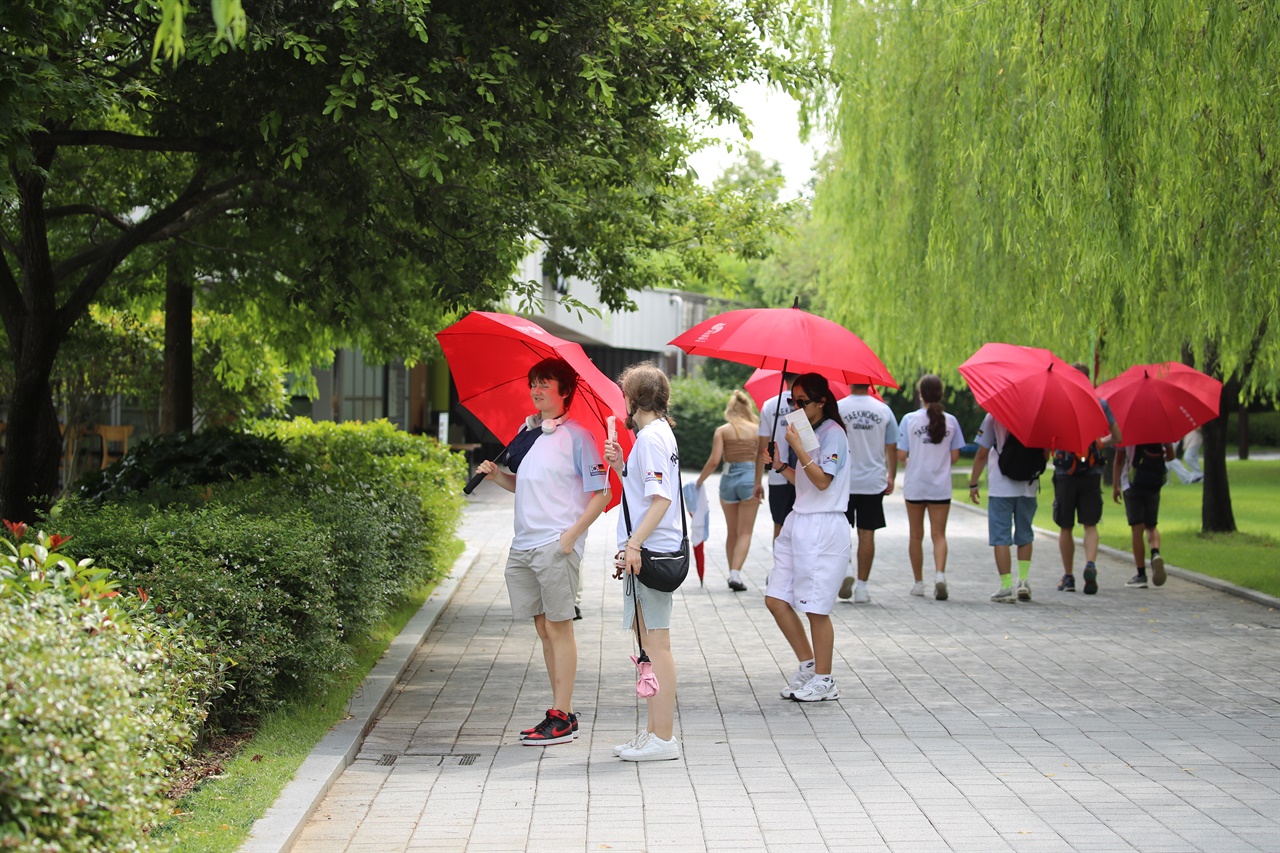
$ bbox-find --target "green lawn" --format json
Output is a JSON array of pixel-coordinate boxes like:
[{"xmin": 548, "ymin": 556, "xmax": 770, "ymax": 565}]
[
  {"xmin": 952, "ymin": 459, "xmax": 1280, "ymax": 598},
  {"xmin": 154, "ymin": 539, "xmax": 463, "ymax": 852}
]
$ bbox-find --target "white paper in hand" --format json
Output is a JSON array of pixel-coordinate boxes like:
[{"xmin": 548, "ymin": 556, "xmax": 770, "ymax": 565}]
[{"xmin": 784, "ymin": 409, "xmax": 820, "ymax": 452}]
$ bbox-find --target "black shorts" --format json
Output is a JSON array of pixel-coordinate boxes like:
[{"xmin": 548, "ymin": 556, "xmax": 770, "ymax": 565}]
[
  {"xmin": 845, "ymin": 493, "xmax": 886, "ymax": 531},
  {"xmin": 768, "ymin": 482, "xmax": 796, "ymax": 526},
  {"xmin": 904, "ymin": 498, "xmax": 951, "ymax": 506},
  {"xmin": 1123, "ymin": 486, "xmax": 1161, "ymax": 528},
  {"xmin": 1052, "ymin": 473, "xmax": 1103, "ymax": 528}
]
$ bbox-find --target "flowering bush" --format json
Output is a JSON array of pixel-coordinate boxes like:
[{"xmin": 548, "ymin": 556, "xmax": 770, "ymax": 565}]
[{"xmin": 0, "ymin": 523, "xmax": 225, "ymax": 852}]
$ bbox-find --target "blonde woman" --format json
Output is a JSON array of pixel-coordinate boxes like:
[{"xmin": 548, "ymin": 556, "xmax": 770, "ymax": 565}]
[{"xmin": 695, "ymin": 389, "xmax": 762, "ymax": 591}]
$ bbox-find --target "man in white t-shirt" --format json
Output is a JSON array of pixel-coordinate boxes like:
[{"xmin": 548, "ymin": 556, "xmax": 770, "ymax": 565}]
[
  {"xmin": 968, "ymin": 414, "xmax": 1044, "ymax": 603},
  {"xmin": 836, "ymin": 386, "xmax": 898, "ymax": 603},
  {"xmin": 476, "ymin": 358, "xmax": 610, "ymax": 746},
  {"xmin": 755, "ymin": 375, "xmax": 799, "ymax": 539}
]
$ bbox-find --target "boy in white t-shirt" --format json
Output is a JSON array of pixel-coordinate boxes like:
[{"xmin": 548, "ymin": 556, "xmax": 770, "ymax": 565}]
[
  {"xmin": 968, "ymin": 414, "xmax": 1044, "ymax": 603},
  {"xmin": 755, "ymin": 375, "xmax": 799, "ymax": 539},
  {"xmin": 476, "ymin": 358, "xmax": 610, "ymax": 745},
  {"xmin": 837, "ymin": 387, "xmax": 898, "ymax": 603}
]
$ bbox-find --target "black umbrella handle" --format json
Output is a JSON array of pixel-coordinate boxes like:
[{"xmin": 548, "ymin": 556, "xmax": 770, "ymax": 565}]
[{"xmin": 464, "ymin": 445, "xmax": 511, "ymax": 495}]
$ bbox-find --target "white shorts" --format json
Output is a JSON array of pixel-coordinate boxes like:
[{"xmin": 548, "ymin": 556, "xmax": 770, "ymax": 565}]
[{"xmin": 766, "ymin": 511, "xmax": 851, "ymax": 616}]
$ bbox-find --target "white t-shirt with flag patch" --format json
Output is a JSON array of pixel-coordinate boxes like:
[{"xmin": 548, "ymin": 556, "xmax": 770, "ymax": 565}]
[
  {"xmin": 511, "ymin": 418, "xmax": 608, "ymax": 555},
  {"xmin": 615, "ymin": 418, "xmax": 683, "ymax": 552},
  {"xmin": 793, "ymin": 419, "xmax": 851, "ymax": 515}
]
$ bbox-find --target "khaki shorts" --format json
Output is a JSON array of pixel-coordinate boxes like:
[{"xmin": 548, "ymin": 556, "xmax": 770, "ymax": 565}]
[{"xmin": 505, "ymin": 542, "xmax": 580, "ymax": 623}]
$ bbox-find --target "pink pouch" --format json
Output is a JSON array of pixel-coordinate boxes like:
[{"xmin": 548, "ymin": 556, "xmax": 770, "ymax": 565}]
[{"xmin": 631, "ymin": 655, "xmax": 660, "ymax": 697}]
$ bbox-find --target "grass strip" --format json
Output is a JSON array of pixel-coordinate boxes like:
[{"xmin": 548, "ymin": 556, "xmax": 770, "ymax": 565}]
[
  {"xmin": 952, "ymin": 458, "xmax": 1279, "ymax": 598},
  {"xmin": 155, "ymin": 540, "xmax": 463, "ymax": 852}
]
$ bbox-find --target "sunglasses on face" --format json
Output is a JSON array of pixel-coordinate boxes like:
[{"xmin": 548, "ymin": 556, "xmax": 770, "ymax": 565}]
[{"xmin": 788, "ymin": 396, "xmax": 819, "ymax": 408}]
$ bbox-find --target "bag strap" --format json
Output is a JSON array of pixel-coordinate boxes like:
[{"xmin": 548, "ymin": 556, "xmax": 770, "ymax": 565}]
[
  {"xmin": 621, "ymin": 466, "xmax": 686, "ymax": 540},
  {"xmin": 626, "ymin": 572, "xmax": 648, "ymax": 660}
]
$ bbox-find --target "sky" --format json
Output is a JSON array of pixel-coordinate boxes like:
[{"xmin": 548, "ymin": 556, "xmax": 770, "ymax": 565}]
[{"xmin": 685, "ymin": 79, "xmax": 828, "ymax": 199}]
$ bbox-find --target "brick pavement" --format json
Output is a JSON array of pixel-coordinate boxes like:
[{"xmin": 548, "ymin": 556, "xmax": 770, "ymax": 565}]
[{"xmin": 291, "ymin": 474, "xmax": 1280, "ymax": 852}]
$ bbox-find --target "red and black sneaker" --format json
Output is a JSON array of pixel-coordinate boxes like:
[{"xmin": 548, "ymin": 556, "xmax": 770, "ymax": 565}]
[{"xmin": 520, "ymin": 708, "xmax": 576, "ymax": 745}]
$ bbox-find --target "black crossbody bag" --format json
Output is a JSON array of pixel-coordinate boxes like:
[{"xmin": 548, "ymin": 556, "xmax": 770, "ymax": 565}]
[{"xmin": 621, "ymin": 468, "xmax": 690, "ymax": 593}]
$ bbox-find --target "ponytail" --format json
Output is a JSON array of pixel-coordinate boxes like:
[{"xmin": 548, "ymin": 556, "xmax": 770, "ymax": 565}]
[{"xmin": 918, "ymin": 374, "xmax": 947, "ymax": 445}]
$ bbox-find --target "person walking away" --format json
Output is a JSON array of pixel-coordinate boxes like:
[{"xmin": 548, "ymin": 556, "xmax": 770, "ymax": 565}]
[
  {"xmin": 1168, "ymin": 427, "xmax": 1204, "ymax": 484},
  {"xmin": 969, "ymin": 413, "xmax": 1046, "ymax": 603},
  {"xmin": 755, "ymin": 375, "xmax": 799, "ymax": 539},
  {"xmin": 1053, "ymin": 362, "xmax": 1122, "ymax": 594},
  {"xmin": 1114, "ymin": 441, "xmax": 1176, "ymax": 588},
  {"xmin": 476, "ymin": 357, "xmax": 610, "ymax": 745},
  {"xmin": 836, "ymin": 385, "xmax": 898, "ymax": 603},
  {"xmin": 604, "ymin": 362, "xmax": 684, "ymax": 761},
  {"xmin": 763, "ymin": 374, "xmax": 852, "ymax": 702},
  {"xmin": 896, "ymin": 375, "xmax": 964, "ymax": 600},
  {"xmin": 695, "ymin": 390, "xmax": 762, "ymax": 592}
]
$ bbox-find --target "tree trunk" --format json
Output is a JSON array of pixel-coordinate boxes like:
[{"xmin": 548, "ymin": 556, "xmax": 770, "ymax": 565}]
[
  {"xmin": 0, "ymin": 369, "xmax": 62, "ymax": 523},
  {"xmin": 1200, "ymin": 378, "xmax": 1237, "ymax": 534},
  {"xmin": 160, "ymin": 257, "xmax": 194, "ymax": 434},
  {"xmin": 1237, "ymin": 403, "xmax": 1249, "ymax": 461}
]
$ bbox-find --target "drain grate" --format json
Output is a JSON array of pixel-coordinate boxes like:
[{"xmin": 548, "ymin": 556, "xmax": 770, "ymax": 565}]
[
  {"xmin": 360, "ymin": 752, "xmax": 480, "ymax": 767},
  {"xmin": 376, "ymin": 754, "xmax": 397, "ymax": 766}
]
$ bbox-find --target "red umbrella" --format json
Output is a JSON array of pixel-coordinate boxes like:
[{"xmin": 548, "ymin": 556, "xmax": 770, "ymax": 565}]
[
  {"xmin": 435, "ymin": 311, "xmax": 631, "ymax": 508},
  {"xmin": 958, "ymin": 343, "xmax": 1109, "ymax": 456},
  {"xmin": 744, "ymin": 368, "xmax": 853, "ymax": 411},
  {"xmin": 1096, "ymin": 362, "xmax": 1222, "ymax": 445},
  {"xmin": 670, "ymin": 304, "xmax": 898, "ymax": 389}
]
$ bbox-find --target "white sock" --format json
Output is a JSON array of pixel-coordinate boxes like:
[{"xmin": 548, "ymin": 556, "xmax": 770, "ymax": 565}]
[
  {"xmin": 729, "ymin": 569, "xmax": 742, "ymax": 583},
  {"xmin": 854, "ymin": 579, "xmax": 867, "ymax": 589},
  {"xmin": 936, "ymin": 572, "xmax": 946, "ymax": 583},
  {"xmin": 798, "ymin": 659, "xmax": 815, "ymax": 671}
]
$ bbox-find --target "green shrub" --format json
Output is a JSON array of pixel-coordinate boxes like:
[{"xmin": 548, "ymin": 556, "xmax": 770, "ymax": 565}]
[
  {"xmin": 1226, "ymin": 409, "xmax": 1280, "ymax": 448},
  {"xmin": 77, "ymin": 429, "xmax": 291, "ymax": 501},
  {"xmin": 1, "ymin": 526, "xmax": 224, "ymax": 852},
  {"xmin": 669, "ymin": 376, "xmax": 740, "ymax": 469}
]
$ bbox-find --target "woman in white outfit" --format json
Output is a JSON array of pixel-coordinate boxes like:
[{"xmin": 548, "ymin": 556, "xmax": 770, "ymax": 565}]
[
  {"xmin": 604, "ymin": 362, "xmax": 684, "ymax": 761},
  {"xmin": 763, "ymin": 373, "xmax": 852, "ymax": 703}
]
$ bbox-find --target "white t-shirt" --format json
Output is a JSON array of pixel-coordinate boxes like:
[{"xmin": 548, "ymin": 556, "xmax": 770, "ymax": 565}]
[
  {"xmin": 897, "ymin": 409, "xmax": 965, "ymax": 501},
  {"xmin": 757, "ymin": 392, "xmax": 796, "ymax": 486},
  {"xmin": 838, "ymin": 393, "xmax": 899, "ymax": 495},
  {"xmin": 793, "ymin": 419, "xmax": 851, "ymax": 515},
  {"xmin": 511, "ymin": 418, "xmax": 609, "ymax": 554},
  {"xmin": 615, "ymin": 418, "xmax": 684, "ymax": 552},
  {"xmin": 974, "ymin": 414, "xmax": 1040, "ymax": 498}
]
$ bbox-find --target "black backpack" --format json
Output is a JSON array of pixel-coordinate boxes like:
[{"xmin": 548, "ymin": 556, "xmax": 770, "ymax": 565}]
[
  {"xmin": 998, "ymin": 432, "xmax": 1048, "ymax": 481},
  {"xmin": 1130, "ymin": 443, "xmax": 1167, "ymax": 491},
  {"xmin": 1054, "ymin": 441, "xmax": 1105, "ymax": 477}
]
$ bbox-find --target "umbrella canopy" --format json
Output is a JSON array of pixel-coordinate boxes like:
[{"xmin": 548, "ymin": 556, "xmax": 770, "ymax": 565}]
[
  {"xmin": 1096, "ymin": 362, "xmax": 1223, "ymax": 445},
  {"xmin": 435, "ymin": 311, "xmax": 631, "ymax": 508},
  {"xmin": 743, "ymin": 368, "xmax": 852, "ymax": 411},
  {"xmin": 669, "ymin": 305, "xmax": 898, "ymax": 389},
  {"xmin": 958, "ymin": 343, "xmax": 1109, "ymax": 456}
]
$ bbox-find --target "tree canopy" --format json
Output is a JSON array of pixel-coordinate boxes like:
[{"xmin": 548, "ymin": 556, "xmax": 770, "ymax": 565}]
[
  {"xmin": 0, "ymin": 0, "xmax": 824, "ymax": 519},
  {"xmin": 812, "ymin": 1, "xmax": 1278, "ymax": 530}
]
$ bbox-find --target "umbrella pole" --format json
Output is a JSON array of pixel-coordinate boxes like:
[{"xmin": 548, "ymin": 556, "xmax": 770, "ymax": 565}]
[
  {"xmin": 463, "ymin": 442, "xmax": 513, "ymax": 495},
  {"xmin": 768, "ymin": 359, "xmax": 788, "ymax": 463}
]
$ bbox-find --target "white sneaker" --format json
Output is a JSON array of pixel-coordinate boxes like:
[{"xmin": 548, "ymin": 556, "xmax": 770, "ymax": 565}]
[
  {"xmin": 613, "ymin": 730, "xmax": 650, "ymax": 757},
  {"xmin": 910, "ymin": 581, "xmax": 926, "ymax": 596},
  {"xmin": 1016, "ymin": 578, "xmax": 1032, "ymax": 601},
  {"xmin": 791, "ymin": 676, "xmax": 840, "ymax": 702},
  {"xmin": 780, "ymin": 666, "xmax": 815, "ymax": 699},
  {"xmin": 619, "ymin": 734, "xmax": 680, "ymax": 761},
  {"xmin": 853, "ymin": 584, "xmax": 871, "ymax": 604}
]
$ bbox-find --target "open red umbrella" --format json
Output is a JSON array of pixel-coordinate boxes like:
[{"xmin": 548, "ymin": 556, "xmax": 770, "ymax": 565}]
[
  {"xmin": 670, "ymin": 303, "xmax": 897, "ymax": 389},
  {"xmin": 1096, "ymin": 362, "xmax": 1222, "ymax": 445},
  {"xmin": 958, "ymin": 343, "xmax": 1109, "ymax": 456},
  {"xmin": 435, "ymin": 311, "xmax": 631, "ymax": 507},
  {"xmin": 743, "ymin": 368, "xmax": 853, "ymax": 411}
]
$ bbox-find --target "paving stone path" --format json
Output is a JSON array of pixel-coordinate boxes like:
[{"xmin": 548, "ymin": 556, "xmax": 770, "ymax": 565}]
[{"xmin": 292, "ymin": 474, "xmax": 1280, "ymax": 852}]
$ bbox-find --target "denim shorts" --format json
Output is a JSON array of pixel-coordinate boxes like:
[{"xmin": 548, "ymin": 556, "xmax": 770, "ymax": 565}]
[
  {"xmin": 987, "ymin": 495, "xmax": 1038, "ymax": 547},
  {"xmin": 719, "ymin": 461, "xmax": 756, "ymax": 503}
]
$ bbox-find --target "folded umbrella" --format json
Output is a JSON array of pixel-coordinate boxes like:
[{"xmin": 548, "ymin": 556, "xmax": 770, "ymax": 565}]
[
  {"xmin": 1096, "ymin": 362, "xmax": 1223, "ymax": 445},
  {"xmin": 958, "ymin": 342, "xmax": 1109, "ymax": 456},
  {"xmin": 435, "ymin": 311, "xmax": 631, "ymax": 507}
]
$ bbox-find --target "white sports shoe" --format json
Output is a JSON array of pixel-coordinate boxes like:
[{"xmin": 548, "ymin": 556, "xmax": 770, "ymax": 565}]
[
  {"xmin": 853, "ymin": 584, "xmax": 871, "ymax": 604},
  {"xmin": 1016, "ymin": 578, "xmax": 1032, "ymax": 601},
  {"xmin": 791, "ymin": 676, "xmax": 840, "ymax": 702},
  {"xmin": 619, "ymin": 734, "xmax": 680, "ymax": 761},
  {"xmin": 910, "ymin": 581, "xmax": 926, "ymax": 596},
  {"xmin": 780, "ymin": 666, "xmax": 815, "ymax": 699},
  {"xmin": 613, "ymin": 730, "xmax": 650, "ymax": 757}
]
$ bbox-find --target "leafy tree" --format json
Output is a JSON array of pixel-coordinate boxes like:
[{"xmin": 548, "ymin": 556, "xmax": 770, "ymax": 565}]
[
  {"xmin": 813, "ymin": 1, "xmax": 1278, "ymax": 532},
  {"xmin": 0, "ymin": 0, "xmax": 823, "ymax": 520}
]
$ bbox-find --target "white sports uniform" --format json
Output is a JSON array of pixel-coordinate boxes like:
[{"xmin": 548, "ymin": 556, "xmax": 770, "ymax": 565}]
[
  {"xmin": 616, "ymin": 418, "xmax": 682, "ymax": 630},
  {"xmin": 897, "ymin": 408, "xmax": 965, "ymax": 501},
  {"xmin": 766, "ymin": 418, "xmax": 852, "ymax": 615}
]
